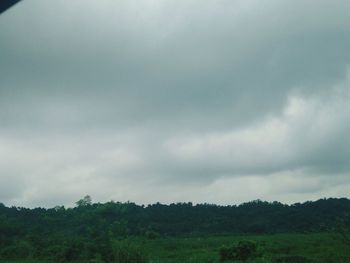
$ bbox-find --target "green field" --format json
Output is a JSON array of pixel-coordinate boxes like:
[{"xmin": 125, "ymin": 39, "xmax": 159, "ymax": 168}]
[
  {"xmin": 144, "ymin": 233, "xmax": 350, "ymax": 263},
  {"xmin": 2, "ymin": 233, "xmax": 350, "ymax": 263}
]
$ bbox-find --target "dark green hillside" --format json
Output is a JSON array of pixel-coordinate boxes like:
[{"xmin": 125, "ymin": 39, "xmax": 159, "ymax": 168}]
[
  {"xmin": 1, "ymin": 198, "xmax": 349, "ymax": 237},
  {"xmin": 1, "ymin": 198, "xmax": 350, "ymax": 262}
]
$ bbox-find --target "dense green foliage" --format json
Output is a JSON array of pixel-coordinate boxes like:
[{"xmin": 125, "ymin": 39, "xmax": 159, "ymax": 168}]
[
  {"xmin": 0, "ymin": 197, "xmax": 350, "ymax": 262},
  {"xmin": 219, "ymin": 240, "xmax": 260, "ymax": 261},
  {"xmin": 2, "ymin": 233, "xmax": 350, "ymax": 263}
]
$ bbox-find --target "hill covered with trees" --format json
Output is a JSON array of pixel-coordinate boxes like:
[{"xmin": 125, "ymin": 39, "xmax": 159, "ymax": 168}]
[
  {"xmin": 1, "ymin": 197, "xmax": 350, "ymax": 237},
  {"xmin": 1, "ymin": 197, "xmax": 350, "ymax": 262}
]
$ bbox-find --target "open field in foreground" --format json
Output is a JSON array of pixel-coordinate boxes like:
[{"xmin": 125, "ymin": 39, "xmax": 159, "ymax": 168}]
[{"xmin": 2, "ymin": 233, "xmax": 350, "ymax": 263}]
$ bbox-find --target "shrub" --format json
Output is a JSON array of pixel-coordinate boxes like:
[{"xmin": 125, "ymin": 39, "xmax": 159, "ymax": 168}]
[
  {"xmin": 145, "ymin": 230, "xmax": 160, "ymax": 240},
  {"xmin": 0, "ymin": 240, "xmax": 33, "ymax": 259},
  {"xmin": 44, "ymin": 244, "xmax": 67, "ymax": 262},
  {"xmin": 219, "ymin": 240, "xmax": 260, "ymax": 262},
  {"xmin": 111, "ymin": 240, "xmax": 148, "ymax": 263}
]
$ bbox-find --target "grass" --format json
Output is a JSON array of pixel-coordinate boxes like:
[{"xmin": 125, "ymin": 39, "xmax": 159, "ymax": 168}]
[
  {"xmin": 142, "ymin": 233, "xmax": 350, "ymax": 263},
  {"xmin": 2, "ymin": 233, "xmax": 350, "ymax": 263}
]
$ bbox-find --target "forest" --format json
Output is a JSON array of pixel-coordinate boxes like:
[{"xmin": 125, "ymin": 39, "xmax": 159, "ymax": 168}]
[{"xmin": 1, "ymin": 197, "xmax": 350, "ymax": 262}]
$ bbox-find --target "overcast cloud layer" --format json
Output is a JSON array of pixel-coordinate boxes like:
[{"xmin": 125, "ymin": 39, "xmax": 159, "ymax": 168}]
[{"xmin": 1, "ymin": 0, "xmax": 350, "ymax": 207}]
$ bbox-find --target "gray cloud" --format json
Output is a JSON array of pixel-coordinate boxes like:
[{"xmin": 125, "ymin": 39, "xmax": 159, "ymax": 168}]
[{"xmin": 1, "ymin": 0, "xmax": 350, "ymax": 207}]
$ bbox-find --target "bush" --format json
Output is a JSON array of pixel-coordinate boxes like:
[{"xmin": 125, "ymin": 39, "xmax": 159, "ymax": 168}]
[
  {"xmin": 0, "ymin": 240, "xmax": 33, "ymax": 259},
  {"xmin": 44, "ymin": 244, "xmax": 67, "ymax": 262},
  {"xmin": 111, "ymin": 240, "xmax": 148, "ymax": 263},
  {"xmin": 219, "ymin": 240, "xmax": 260, "ymax": 262},
  {"xmin": 145, "ymin": 230, "xmax": 160, "ymax": 239}
]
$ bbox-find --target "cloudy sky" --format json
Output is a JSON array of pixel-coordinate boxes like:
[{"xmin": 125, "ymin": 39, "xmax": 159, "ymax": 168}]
[{"xmin": 1, "ymin": 0, "xmax": 350, "ymax": 207}]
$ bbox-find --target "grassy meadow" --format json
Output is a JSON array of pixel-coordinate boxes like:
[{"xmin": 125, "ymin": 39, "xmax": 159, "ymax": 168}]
[{"xmin": 2, "ymin": 233, "xmax": 350, "ymax": 263}]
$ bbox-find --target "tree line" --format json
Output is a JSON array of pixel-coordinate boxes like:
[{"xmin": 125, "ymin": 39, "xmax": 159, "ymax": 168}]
[{"xmin": 0, "ymin": 197, "xmax": 349, "ymax": 262}]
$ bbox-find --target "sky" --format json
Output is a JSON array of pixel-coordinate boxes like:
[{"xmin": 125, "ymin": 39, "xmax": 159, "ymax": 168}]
[{"xmin": 1, "ymin": 0, "xmax": 350, "ymax": 208}]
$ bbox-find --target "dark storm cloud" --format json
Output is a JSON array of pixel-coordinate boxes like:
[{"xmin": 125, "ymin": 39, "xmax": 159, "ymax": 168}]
[{"xmin": 1, "ymin": 0, "xmax": 350, "ymax": 207}]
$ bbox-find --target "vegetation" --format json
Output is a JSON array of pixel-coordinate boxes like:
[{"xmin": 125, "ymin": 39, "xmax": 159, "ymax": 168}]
[
  {"xmin": 0, "ymin": 197, "xmax": 350, "ymax": 262},
  {"xmin": 219, "ymin": 240, "xmax": 260, "ymax": 261}
]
